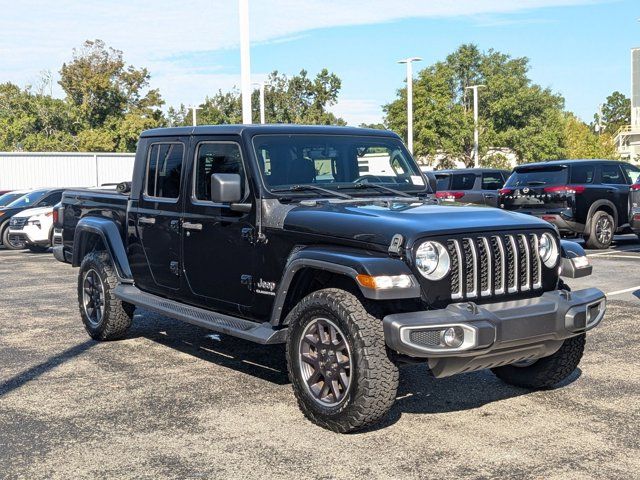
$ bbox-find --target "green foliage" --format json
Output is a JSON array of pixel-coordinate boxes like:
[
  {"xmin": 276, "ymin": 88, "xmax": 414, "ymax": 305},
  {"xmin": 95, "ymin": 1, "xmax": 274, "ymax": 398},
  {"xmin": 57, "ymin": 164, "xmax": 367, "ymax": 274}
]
[
  {"xmin": 480, "ymin": 152, "xmax": 511, "ymax": 170},
  {"xmin": 384, "ymin": 44, "xmax": 567, "ymax": 166},
  {"xmin": 596, "ymin": 91, "xmax": 630, "ymax": 134},
  {"xmin": 564, "ymin": 113, "xmax": 618, "ymax": 159}
]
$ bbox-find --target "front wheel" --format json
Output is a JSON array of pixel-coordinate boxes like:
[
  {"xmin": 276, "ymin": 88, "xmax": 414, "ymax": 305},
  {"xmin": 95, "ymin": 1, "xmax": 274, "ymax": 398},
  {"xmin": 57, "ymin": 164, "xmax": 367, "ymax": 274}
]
[
  {"xmin": 286, "ymin": 288, "xmax": 399, "ymax": 433},
  {"xmin": 2, "ymin": 227, "xmax": 26, "ymax": 250},
  {"xmin": 78, "ymin": 251, "xmax": 133, "ymax": 340},
  {"xmin": 491, "ymin": 333, "xmax": 585, "ymax": 389}
]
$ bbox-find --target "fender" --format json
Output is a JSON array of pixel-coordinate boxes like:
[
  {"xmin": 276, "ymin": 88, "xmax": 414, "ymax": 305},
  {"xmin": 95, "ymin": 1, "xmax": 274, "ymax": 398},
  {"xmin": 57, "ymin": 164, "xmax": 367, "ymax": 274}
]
[
  {"xmin": 269, "ymin": 246, "xmax": 421, "ymax": 325},
  {"xmin": 560, "ymin": 239, "xmax": 592, "ymax": 278},
  {"xmin": 72, "ymin": 216, "xmax": 133, "ymax": 282},
  {"xmin": 585, "ymin": 199, "xmax": 618, "ymax": 232}
]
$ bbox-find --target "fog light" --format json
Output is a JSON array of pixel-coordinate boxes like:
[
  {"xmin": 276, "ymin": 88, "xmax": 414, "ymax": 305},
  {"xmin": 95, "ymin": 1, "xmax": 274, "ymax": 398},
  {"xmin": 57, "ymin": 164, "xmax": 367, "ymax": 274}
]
[{"xmin": 442, "ymin": 327, "xmax": 464, "ymax": 348}]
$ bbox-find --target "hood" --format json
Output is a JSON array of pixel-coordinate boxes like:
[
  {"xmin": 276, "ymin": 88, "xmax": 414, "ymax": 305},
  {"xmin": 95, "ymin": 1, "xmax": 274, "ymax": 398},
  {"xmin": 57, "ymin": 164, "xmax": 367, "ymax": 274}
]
[
  {"xmin": 12, "ymin": 206, "xmax": 53, "ymax": 219},
  {"xmin": 283, "ymin": 200, "xmax": 552, "ymax": 246}
]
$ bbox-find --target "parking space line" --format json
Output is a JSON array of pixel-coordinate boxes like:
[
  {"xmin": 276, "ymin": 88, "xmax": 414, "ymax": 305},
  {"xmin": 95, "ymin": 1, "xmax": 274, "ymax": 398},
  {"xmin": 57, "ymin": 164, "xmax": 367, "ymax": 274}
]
[
  {"xmin": 596, "ymin": 255, "xmax": 640, "ymax": 260},
  {"xmin": 587, "ymin": 247, "xmax": 640, "ymax": 257},
  {"xmin": 605, "ymin": 286, "xmax": 640, "ymax": 297}
]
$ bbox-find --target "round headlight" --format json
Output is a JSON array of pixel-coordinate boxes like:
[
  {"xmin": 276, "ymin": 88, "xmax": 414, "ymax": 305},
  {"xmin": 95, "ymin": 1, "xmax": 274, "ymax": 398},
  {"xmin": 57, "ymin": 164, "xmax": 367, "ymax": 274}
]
[
  {"xmin": 415, "ymin": 241, "xmax": 450, "ymax": 280},
  {"xmin": 538, "ymin": 233, "xmax": 559, "ymax": 268}
]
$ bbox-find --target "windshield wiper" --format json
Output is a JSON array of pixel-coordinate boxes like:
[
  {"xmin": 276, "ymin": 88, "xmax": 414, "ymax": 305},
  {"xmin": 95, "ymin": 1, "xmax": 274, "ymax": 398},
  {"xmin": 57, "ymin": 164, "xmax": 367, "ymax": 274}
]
[
  {"xmin": 271, "ymin": 184, "xmax": 353, "ymax": 199},
  {"xmin": 338, "ymin": 183, "xmax": 414, "ymax": 198}
]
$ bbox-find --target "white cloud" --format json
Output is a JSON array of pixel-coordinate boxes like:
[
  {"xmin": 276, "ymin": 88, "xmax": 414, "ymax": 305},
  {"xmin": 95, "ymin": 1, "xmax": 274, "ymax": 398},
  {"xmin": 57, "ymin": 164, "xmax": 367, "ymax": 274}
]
[{"xmin": 2, "ymin": 0, "xmax": 601, "ymax": 113}]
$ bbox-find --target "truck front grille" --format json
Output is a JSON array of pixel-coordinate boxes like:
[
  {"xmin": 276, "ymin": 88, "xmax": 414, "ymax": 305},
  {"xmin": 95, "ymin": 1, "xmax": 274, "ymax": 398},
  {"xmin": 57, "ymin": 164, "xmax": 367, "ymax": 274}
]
[{"xmin": 448, "ymin": 233, "xmax": 542, "ymax": 300}]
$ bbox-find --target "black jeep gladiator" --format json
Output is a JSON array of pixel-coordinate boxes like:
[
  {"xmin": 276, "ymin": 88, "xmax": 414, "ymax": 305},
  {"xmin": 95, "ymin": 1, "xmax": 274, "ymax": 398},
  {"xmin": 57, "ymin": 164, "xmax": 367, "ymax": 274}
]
[
  {"xmin": 55, "ymin": 125, "xmax": 605, "ymax": 432},
  {"xmin": 499, "ymin": 159, "xmax": 640, "ymax": 249}
]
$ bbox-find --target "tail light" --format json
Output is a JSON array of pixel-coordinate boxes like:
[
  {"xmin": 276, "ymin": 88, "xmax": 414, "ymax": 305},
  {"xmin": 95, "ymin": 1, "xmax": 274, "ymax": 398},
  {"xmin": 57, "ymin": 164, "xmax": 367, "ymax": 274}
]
[
  {"xmin": 631, "ymin": 183, "xmax": 640, "ymax": 191},
  {"xmin": 498, "ymin": 188, "xmax": 513, "ymax": 195},
  {"xmin": 435, "ymin": 191, "xmax": 465, "ymax": 200},
  {"xmin": 52, "ymin": 208, "xmax": 59, "ymax": 226},
  {"xmin": 543, "ymin": 185, "xmax": 586, "ymax": 194}
]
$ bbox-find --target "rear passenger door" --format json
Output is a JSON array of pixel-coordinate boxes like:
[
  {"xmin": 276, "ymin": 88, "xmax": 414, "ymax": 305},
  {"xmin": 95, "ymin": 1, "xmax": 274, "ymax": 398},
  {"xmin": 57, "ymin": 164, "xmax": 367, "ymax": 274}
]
[
  {"xmin": 452, "ymin": 173, "xmax": 481, "ymax": 205},
  {"xmin": 135, "ymin": 139, "xmax": 186, "ymax": 295},
  {"xmin": 599, "ymin": 163, "xmax": 629, "ymax": 224},
  {"xmin": 480, "ymin": 172, "xmax": 505, "ymax": 207}
]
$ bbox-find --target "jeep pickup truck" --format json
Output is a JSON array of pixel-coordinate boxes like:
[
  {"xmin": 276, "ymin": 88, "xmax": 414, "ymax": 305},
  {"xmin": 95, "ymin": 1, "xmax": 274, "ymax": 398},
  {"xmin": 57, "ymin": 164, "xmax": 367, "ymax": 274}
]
[{"xmin": 55, "ymin": 125, "xmax": 605, "ymax": 432}]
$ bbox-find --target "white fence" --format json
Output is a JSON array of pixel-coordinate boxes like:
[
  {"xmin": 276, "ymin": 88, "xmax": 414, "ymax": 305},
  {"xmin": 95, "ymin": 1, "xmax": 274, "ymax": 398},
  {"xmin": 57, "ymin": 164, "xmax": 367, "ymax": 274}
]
[{"xmin": 0, "ymin": 152, "xmax": 135, "ymax": 190}]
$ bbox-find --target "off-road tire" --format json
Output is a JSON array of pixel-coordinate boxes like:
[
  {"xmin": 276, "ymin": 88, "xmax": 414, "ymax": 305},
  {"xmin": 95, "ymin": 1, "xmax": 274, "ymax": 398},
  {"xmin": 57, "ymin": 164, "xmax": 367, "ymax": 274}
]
[
  {"xmin": 491, "ymin": 333, "xmax": 586, "ymax": 389},
  {"xmin": 286, "ymin": 288, "xmax": 399, "ymax": 433},
  {"xmin": 2, "ymin": 225, "xmax": 25, "ymax": 250},
  {"xmin": 78, "ymin": 251, "xmax": 132, "ymax": 340},
  {"xmin": 584, "ymin": 210, "xmax": 614, "ymax": 249}
]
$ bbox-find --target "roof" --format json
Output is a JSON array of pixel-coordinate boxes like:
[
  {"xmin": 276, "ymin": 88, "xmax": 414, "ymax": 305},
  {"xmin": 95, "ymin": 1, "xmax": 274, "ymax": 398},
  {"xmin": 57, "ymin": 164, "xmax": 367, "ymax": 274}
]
[
  {"xmin": 433, "ymin": 168, "xmax": 509, "ymax": 175},
  {"xmin": 516, "ymin": 159, "xmax": 625, "ymax": 170},
  {"xmin": 140, "ymin": 124, "xmax": 400, "ymax": 139}
]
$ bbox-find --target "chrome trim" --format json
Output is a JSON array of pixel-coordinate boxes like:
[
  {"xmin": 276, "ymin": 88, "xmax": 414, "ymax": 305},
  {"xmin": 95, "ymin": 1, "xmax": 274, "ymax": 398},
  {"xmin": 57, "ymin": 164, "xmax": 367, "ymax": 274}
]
[
  {"xmin": 494, "ymin": 235, "xmax": 506, "ymax": 295},
  {"xmin": 183, "ymin": 222, "xmax": 203, "ymax": 231},
  {"xmin": 451, "ymin": 240, "xmax": 464, "ymax": 300},
  {"xmin": 481, "ymin": 237, "xmax": 492, "ymax": 297},
  {"xmin": 520, "ymin": 234, "xmax": 531, "ymax": 291},
  {"xmin": 508, "ymin": 235, "xmax": 519, "ymax": 293},
  {"xmin": 465, "ymin": 238, "xmax": 478, "ymax": 298},
  {"xmin": 531, "ymin": 234, "xmax": 542, "ymax": 289}
]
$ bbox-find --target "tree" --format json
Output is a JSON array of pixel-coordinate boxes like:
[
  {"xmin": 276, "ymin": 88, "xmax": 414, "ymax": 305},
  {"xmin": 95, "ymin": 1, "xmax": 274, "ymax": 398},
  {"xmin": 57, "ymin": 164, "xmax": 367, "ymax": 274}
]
[
  {"xmin": 596, "ymin": 91, "xmax": 630, "ymax": 134},
  {"xmin": 564, "ymin": 113, "xmax": 618, "ymax": 159},
  {"xmin": 384, "ymin": 44, "xmax": 566, "ymax": 166}
]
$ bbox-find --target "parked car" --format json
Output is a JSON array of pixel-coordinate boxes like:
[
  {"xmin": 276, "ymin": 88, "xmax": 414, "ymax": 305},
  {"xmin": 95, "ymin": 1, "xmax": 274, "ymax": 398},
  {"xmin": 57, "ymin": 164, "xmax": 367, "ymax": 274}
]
[
  {"xmin": 0, "ymin": 188, "xmax": 64, "ymax": 249},
  {"xmin": 629, "ymin": 180, "xmax": 640, "ymax": 239},
  {"xmin": 499, "ymin": 159, "xmax": 640, "ymax": 249},
  {"xmin": 0, "ymin": 190, "xmax": 29, "ymax": 207},
  {"xmin": 55, "ymin": 125, "xmax": 603, "ymax": 433},
  {"xmin": 8, "ymin": 205, "xmax": 55, "ymax": 252},
  {"xmin": 432, "ymin": 168, "xmax": 510, "ymax": 206}
]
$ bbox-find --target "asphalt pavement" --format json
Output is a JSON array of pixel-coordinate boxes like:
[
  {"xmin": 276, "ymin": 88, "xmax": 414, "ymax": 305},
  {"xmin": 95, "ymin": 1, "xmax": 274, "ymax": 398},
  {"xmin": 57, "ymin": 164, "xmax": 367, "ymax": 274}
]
[{"xmin": 0, "ymin": 237, "xmax": 639, "ymax": 479}]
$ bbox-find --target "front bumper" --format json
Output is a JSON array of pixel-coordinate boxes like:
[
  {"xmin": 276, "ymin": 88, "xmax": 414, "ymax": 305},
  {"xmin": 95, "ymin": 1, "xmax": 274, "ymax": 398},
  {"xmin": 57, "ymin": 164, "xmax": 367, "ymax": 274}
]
[
  {"xmin": 383, "ymin": 288, "xmax": 605, "ymax": 378},
  {"xmin": 520, "ymin": 209, "xmax": 583, "ymax": 234},
  {"xmin": 8, "ymin": 225, "xmax": 50, "ymax": 246}
]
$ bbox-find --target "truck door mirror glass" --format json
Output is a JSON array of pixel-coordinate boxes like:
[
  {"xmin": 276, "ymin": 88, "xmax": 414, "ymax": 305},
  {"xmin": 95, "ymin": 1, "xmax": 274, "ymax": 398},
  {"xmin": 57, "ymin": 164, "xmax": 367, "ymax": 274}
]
[{"xmin": 211, "ymin": 173, "xmax": 243, "ymax": 203}]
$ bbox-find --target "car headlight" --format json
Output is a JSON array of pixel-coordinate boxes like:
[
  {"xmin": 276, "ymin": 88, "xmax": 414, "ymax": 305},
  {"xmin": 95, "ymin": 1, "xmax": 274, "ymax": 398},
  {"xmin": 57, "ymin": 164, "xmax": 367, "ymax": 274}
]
[
  {"xmin": 415, "ymin": 241, "xmax": 450, "ymax": 280},
  {"xmin": 538, "ymin": 233, "xmax": 559, "ymax": 268}
]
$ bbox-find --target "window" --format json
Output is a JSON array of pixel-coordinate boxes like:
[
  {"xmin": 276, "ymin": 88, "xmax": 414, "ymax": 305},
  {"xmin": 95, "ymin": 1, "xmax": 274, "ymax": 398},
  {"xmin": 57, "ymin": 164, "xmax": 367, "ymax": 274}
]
[
  {"xmin": 569, "ymin": 164, "xmax": 595, "ymax": 184},
  {"xmin": 40, "ymin": 191, "xmax": 63, "ymax": 206},
  {"xmin": 600, "ymin": 164, "xmax": 625, "ymax": 185},
  {"xmin": 5, "ymin": 190, "xmax": 47, "ymax": 208},
  {"xmin": 481, "ymin": 173, "xmax": 504, "ymax": 190},
  {"xmin": 621, "ymin": 163, "xmax": 640, "ymax": 184},
  {"xmin": 505, "ymin": 166, "xmax": 568, "ymax": 187},
  {"xmin": 435, "ymin": 175, "xmax": 451, "ymax": 190},
  {"xmin": 252, "ymin": 135, "xmax": 427, "ymax": 194},
  {"xmin": 145, "ymin": 143, "xmax": 184, "ymax": 199},
  {"xmin": 451, "ymin": 174, "xmax": 476, "ymax": 190},
  {"xmin": 194, "ymin": 142, "xmax": 244, "ymax": 201}
]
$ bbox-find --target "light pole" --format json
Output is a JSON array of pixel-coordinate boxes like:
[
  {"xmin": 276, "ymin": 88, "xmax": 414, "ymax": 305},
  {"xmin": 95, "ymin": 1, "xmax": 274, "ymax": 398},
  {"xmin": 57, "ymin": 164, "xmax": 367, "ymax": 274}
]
[
  {"xmin": 188, "ymin": 105, "xmax": 202, "ymax": 126},
  {"xmin": 253, "ymin": 82, "xmax": 266, "ymax": 124},
  {"xmin": 398, "ymin": 57, "xmax": 422, "ymax": 154},
  {"xmin": 239, "ymin": 0, "xmax": 252, "ymax": 124},
  {"xmin": 465, "ymin": 84, "xmax": 485, "ymax": 168}
]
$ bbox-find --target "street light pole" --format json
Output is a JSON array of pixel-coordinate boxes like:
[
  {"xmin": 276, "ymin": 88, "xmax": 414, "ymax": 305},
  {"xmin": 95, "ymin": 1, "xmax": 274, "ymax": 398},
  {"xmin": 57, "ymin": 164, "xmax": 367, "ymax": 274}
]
[
  {"xmin": 398, "ymin": 57, "xmax": 422, "ymax": 154},
  {"xmin": 189, "ymin": 105, "xmax": 202, "ymax": 126},
  {"xmin": 253, "ymin": 82, "xmax": 266, "ymax": 124},
  {"xmin": 465, "ymin": 84, "xmax": 485, "ymax": 168},
  {"xmin": 239, "ymin": 0, "xmax": 252, "ymax": 124}
]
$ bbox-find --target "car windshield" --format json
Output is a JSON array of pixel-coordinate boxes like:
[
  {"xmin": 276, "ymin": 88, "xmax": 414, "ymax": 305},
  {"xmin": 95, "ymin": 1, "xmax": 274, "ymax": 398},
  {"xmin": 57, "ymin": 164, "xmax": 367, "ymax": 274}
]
[
  {"xmin": 5, "ymin": 190, "xmax": 47, "ymax": 208},
  {"xmin": 252, "ymin": 134, "xmax": 429, "ymax": 196},
  {"xmin": 0, "ymin": 192, "xmax": 24, "ymax": 207},
  {"xmin": 504, "ymin": 166, "xmax": 568, "ymax": 187}
]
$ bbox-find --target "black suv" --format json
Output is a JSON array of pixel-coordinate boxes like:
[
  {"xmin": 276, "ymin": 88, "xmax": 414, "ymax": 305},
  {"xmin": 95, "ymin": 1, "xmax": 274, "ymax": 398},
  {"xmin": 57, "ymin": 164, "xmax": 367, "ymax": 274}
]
[
  {"xmin": 432, "ymin": 168, "xmax": 510, "ymax": 206},
  {"xmin": 499, "ymin": 159, "xmax": 640, "ymax": 249},
  {"xmin": 55, "ymin": 125, "xmax": 604, "ymax": 432}
]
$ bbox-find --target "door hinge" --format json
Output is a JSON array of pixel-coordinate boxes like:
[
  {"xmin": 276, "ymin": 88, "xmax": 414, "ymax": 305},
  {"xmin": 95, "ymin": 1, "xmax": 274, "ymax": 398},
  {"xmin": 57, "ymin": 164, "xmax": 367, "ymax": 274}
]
[
  {"xmin": 241, "ymin": 227, "xmax": 255, "ymax": 243},
  {"xmin": 388, "ymin": 233, "xmax": 404, "ymax": 257},
  {"xmin": 240, "ymin": 274, "xmax": 253, "ymax": 290},
  {"xmin": 170, "ymin": 219, "xmax": 180, "ymax": 233},
  {"xmin": 169, "ymin": 261, "xmax": 180, "ymax": 276}
]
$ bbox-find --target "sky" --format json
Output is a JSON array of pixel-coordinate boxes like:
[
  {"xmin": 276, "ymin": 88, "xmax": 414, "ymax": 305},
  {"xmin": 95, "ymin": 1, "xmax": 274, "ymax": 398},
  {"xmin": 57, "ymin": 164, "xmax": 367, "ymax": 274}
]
[{"xmin": 1, "ymin": 0, "xmax": 638, "ymax": 125}]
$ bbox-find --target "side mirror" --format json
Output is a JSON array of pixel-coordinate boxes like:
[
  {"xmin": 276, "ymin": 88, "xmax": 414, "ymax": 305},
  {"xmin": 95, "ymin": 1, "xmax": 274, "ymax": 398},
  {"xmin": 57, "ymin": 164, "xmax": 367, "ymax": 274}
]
[{"xmin": 211, "ymin": 173, "xmax": 243, "ymax": 203}]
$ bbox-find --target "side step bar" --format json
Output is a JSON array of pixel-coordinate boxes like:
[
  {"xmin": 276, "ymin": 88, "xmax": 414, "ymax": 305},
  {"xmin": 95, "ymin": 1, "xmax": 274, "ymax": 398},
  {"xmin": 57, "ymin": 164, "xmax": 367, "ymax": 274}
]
[{"xmin": 114, "ymin": 284, "xmax": 287, "ymax": 344}]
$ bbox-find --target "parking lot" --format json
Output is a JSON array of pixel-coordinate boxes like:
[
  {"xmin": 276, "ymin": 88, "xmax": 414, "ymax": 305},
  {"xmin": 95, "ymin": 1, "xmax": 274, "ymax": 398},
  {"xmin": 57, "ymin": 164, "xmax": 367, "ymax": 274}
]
[{"xmin": 1, "ymin": 238, "xmax": 639, "ymax": 480}]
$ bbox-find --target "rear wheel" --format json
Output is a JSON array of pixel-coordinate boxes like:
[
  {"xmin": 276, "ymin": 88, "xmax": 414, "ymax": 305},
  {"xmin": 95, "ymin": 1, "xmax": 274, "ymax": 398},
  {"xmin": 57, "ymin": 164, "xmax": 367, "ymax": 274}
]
[
  {"xmin": 584, "ymin": 210, "xmax": 614, "ymax": 249},
  {"xmin": 78, "ymin": 251, "xmax": 133, "ymax": 340},
  {"xmin": 286, "ymin": 288, "xmax": 399, "ymax": 433}
]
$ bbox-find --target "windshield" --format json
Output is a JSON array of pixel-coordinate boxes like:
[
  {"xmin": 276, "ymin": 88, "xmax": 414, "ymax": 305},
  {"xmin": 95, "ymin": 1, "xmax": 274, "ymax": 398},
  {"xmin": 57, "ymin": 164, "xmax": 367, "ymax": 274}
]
[
  {"xmin": 252, "ymin": 134, "xmax": 428, "ymax": 195},
  {"xmin": 505, "ymin": 166, "xmax": 568, "ymax": 187},
  {"xmin": 5, "ymin": 190, "xmax": 47, "ymax": 208},
  {"xmin": 0, "ymin": 192, "xmax": 24, "ymax": 207}
]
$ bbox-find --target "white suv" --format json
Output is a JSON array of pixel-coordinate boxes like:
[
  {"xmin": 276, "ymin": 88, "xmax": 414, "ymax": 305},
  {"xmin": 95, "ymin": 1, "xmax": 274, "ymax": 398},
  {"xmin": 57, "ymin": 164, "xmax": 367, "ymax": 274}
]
[{"xmin": 8, "ymin": 206, "xmax": 55, "ymax": 252}]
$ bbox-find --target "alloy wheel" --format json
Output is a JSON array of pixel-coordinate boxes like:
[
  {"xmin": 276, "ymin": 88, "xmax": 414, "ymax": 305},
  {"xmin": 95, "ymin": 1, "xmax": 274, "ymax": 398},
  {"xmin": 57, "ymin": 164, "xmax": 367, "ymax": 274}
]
[
  {"xmin": 82, "ymin": 269, "xmax": 105, "ymax": 326},
  {"xmin": 298, "ymin": 317, "xmax": 353, "ymax": 407},
  {"xmin": 595, "ymin": 216, "xmax": 612, "ymax": 245}
]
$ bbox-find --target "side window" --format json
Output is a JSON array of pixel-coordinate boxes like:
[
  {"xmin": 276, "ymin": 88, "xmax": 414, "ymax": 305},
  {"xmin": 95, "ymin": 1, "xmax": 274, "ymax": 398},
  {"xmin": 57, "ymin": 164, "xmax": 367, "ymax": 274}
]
[
  {"xmin": 146, "ymin": 143, "xmax": 184, "ymax": 199},
  {"xmin": 451, "ymin": 173, "xmax": 476, "ymax": 190},
  {"xmin": 600, "ymin": 164, "xmax": 626, "ymax": 185},
  {"xmin": 40, "ymin": 191, "xmax": 62, "ymax": 206},
  {"xmin": 194, "ymin": 142, "xmax": 245, "ymax": 201},
  {"xmin": 569, "ymin": 164, "xmax": 595, "ymax": 184},
  {"xmin": 481, "ymin": 173, "xmax": 504, "ymax": 190},
  {"xmin": 621, "ymin": 163, "xmax": 640, "ymax": 184}
]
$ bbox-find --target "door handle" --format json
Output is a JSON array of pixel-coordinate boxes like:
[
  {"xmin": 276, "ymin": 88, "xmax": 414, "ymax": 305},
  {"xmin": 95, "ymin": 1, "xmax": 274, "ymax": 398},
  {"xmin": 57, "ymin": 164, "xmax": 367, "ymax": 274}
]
[
  {"xmin": 138, "ymin": 216, "xmax": 156, "ymax": 225},
  {"xmin": 183, "ymin": 222, "xmax": 203, "ymax": 231}
]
